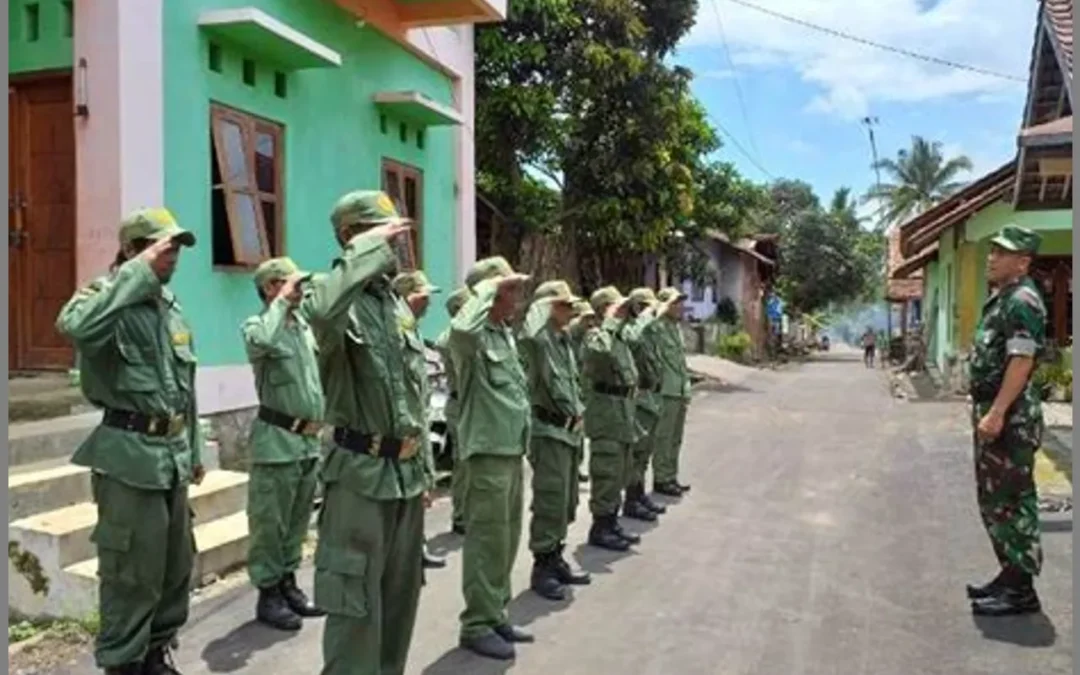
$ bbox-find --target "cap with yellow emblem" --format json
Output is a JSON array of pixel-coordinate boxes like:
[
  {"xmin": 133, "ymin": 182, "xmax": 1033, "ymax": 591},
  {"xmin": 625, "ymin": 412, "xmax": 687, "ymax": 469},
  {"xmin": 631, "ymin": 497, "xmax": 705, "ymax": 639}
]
[
  {"xmin": 533, "ymin": 280, "xmax": 581, "ymax": 305},
  {"xmin": 392, "ymin": 270, "xmax": 441, "ymax": 298},
  {"xmin": 330, "ymin": 190, "xmax": 411, "ymax": 231},
  {"xmin": 253, "ymin": 257, "xmax": 311, "ymax": 290},
  {"xmin": 464, "ymin": 256, "xmax": 531, "ymax": 289},
  {"xmin": 589, "ymin": 285, "xmax": 630, "ymax": 313},
  {"xmin": 120, "ymin": 207, "xmax": 196, "ymax": 248}
]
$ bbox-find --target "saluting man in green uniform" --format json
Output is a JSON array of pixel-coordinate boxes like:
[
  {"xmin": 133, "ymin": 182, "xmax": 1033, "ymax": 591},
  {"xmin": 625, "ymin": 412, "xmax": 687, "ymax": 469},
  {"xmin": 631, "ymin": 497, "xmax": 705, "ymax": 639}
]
[
  {"xmin": 391, "ymin": 270, "xmax": 446, "ymax": 571},
  {"xmin": 569, "ymin": 300, "xmax": 599, "ymax": 484},
  {"xmin": 622, "ymin": 287, "xmax": 668, "ymax": 522},
  {"xmin": 583, "ymin": 286, "xmax": 643, "ymax": 552},
  {"xmin": 651, "ymin": 287, "xmax": 693, "ymax": 497},
  {"xmin": 520, "ymin": 281, "xmax": 592, "ymax": 601},
  {"xmin": 306, "ymin": 191, "xmax": 429, "ymax": 675},
  {"xmin": 242, "ymin": 257, "xmax": 327, "ymax": 631},
  {"xmin": 966, "ymin": 225, "xmax": 1048, "ymax": 617},
  {"xmin": 56, "ymin": 208, "xmax": 204, "ymax": 675},
  {"xmin": 435, "ymin": 286, "xmax": 473, "ymax": 535},
  {"xmin": 450, "ymin": 256, "xmax": 534, "ymax": 660}
]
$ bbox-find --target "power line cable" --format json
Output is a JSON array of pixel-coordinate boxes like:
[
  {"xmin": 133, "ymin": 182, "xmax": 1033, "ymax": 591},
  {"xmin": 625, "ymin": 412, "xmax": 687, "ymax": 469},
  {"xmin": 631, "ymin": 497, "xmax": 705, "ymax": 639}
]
[
  {"xmin": 708, "ymin": 113, "xmax": 776, "ymax": 179},
  {"xmin": 722, "ymin": 0, "xmax": 1027, "ymax": 82},
  {"xmin": 707, "ymin": 0, "xmax": 763, "ymax": 162}
]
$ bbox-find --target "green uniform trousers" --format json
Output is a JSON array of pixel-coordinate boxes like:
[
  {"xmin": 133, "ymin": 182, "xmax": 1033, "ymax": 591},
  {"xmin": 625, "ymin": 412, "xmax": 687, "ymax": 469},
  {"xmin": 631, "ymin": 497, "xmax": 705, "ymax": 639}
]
[
  {"xmin": 450, "ymin": 429, "xmax": 467, "ymax": 529},
  {"xmin": 247, "ymin": 457, "xmax": 319, "ymax": 589},
  {"xmin": 974, "ymin": 428, "xmax": 1044, "ymax": 577},
  {"xmin": 527, "ymin": 436, "xmax": 579, "ymax": 554},
  {"xmin": 652, "ymin": 397, "xmax": 689, "ymax": 484},
  {"xmin": 460, "ymin": 454, "xmax": 523, "ymax": 640},
  {"xmin": 90, "ymin": 472, "xmax": 194, "ymax": 668},
  {"xmin": 588, "ymin": 438, "xmax": 630, "ymax": 517},
  {"xmin": 627, "ymin": 410, "xmax": 660, "ymax": 487},
  {"xmin": 314, "ymin": 487, "xmax": 425, "ymax": 675}
]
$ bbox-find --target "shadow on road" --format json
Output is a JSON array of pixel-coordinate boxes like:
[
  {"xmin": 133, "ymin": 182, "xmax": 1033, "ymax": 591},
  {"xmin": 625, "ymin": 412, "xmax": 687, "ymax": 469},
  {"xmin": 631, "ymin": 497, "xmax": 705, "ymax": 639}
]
[
  {"xmin": 426, "ymin": 530, "xmax": 464, "ymax": 557},
  {"xmin": 570, "ymin": 541, "xmax": 637, "ymax": 575},
  {"xmin": 972, "ymin": 612, "xmax": 1057, "ymax": 648},
  {"xmin": 420, "ymin": 647, "xmax": 515, "ymax": 675},
  {"xmin": 507, "ymin": 587, "xmax": 573, "ymax": 628},
  {"xmin": 199, "ymin": 620, "xmax": 304, "ymax": 673},
  {"xmin": 694, "ymin": 380, "xmax": 758, "ymax": 394},
  {"xmin": 1041, "ymin": 517, "xmax": 1072, "ymax": 534}
]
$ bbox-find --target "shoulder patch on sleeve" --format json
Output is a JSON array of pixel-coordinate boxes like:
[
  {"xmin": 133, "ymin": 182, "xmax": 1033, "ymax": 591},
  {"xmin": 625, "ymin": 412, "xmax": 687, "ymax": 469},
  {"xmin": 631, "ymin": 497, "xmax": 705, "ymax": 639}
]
[{"xmin": 1012, "ymin": 285, "xmax": 1045, "ymax": 311}]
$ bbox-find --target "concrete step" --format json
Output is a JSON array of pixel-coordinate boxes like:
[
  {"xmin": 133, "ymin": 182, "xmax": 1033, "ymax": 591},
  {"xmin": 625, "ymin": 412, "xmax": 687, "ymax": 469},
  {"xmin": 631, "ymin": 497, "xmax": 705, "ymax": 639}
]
[
  {"xmin": 9, "ymin": 470, "xmax": 249, "ymax": 572},
  {"xmin": 8, "ymin": 413, "xmax": 100, "ymax": 468}
]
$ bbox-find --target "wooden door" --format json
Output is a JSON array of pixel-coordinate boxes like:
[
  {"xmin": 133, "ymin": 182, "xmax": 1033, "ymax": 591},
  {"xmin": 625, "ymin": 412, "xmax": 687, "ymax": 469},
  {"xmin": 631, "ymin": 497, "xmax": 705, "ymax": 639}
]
[{"xmin": 9, "ymin": 75, "xmax": 76, "ymax": 371}]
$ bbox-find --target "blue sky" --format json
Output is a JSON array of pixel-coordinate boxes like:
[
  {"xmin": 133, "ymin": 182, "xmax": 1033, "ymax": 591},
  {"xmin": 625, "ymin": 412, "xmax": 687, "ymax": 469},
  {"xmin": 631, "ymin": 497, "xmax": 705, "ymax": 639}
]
[{"xmin": 673, "ymin": 0, "xmax": 1040, "ymax": 220}]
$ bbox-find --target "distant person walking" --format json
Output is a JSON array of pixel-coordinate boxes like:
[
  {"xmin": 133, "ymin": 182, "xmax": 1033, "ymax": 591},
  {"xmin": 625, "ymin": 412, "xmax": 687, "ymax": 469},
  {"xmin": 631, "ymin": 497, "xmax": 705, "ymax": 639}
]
[{"xmin": 861, "ymin": 328, "xmax": 876, "ymax": 368}]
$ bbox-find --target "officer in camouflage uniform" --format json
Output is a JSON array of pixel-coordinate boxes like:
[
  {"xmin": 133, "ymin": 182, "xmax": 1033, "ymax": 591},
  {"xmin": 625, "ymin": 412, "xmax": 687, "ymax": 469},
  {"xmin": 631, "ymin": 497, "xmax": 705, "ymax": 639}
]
[
  {"xmin": 56, "ymin": 208, "xmax": 204, "ymax": 675},
  {"xmin": 435, "ymin": 286, "xmax": 472, "ymax": 535},
  {"xmin": 652, "ymin": 287, "xmax": 692, "ymax": 497},
  {"xmin": 569, "ymin": 300, "xmax": 599, "ymax": 483},
  {"xmin": 242, "ymin": 258, "xmax": 327, "ymax": 632},
  {"xmin": 583, "ymin": 286, "xmax": 643, "ymax": 552},
  {"xmin": 450, "ymin": 257, "xmax": 535, "ymax": 660},
  {"xmin": 392, "ymin": 270, "xmax": 446, "ymax": 571},
  {"xmin": 965, "ymin": 225, "xmax": 1048, "ymax": 617},
  {"xmin": 622, "ymin": 287, "xmax": 668, "ymax": 522},
  {"xmin": 307, "ymin": 191, "xmax": 430, "ymax": 675},
  {"xmin": 520, "ymin": 281, "xmax": 592, "ymax": 601}
]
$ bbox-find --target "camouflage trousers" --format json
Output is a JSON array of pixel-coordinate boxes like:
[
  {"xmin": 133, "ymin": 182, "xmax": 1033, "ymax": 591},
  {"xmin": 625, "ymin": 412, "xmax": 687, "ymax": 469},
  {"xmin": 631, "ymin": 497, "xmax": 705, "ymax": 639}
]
[{"xmin": 971, "ymin": 404, "xmax": 1044, "ymax": 577}]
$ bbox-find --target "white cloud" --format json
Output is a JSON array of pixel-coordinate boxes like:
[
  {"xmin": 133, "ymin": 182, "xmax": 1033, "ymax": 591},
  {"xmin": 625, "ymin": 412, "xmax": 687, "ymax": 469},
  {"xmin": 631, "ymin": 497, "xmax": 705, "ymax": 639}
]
[
  {"xmin": 683, "ymin": 0, "xmax": 1035, "ymax": 120},
  {"xmin": 698, "ymin": 68, "xmax": 738, "ymax": 80}
]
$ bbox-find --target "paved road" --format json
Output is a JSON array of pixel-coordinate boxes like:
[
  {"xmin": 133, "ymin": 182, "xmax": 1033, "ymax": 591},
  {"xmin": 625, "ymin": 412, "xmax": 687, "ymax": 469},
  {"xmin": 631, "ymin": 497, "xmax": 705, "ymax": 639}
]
[{"xmin": 56, "ymin": 351, "xmax": 1073, "ymax": 674}]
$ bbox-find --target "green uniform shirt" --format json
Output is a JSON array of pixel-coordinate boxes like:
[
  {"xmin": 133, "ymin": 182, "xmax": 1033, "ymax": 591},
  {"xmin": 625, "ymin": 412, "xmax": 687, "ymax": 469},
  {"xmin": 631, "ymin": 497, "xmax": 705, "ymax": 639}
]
[
  {"xmin": 448, "ymin": 278, "xmax": 531, "ymax": 459},
  {"xmin": 304, "ymin": 231, "xmax": 429, "ymax": 500},
  {"xmin": 242, "ymin": 296, "xmax": 325, "ymax": 464},
  {"xmin": 519, "ymin": 302, "xmax": 585, "ymax": 449},
  {"xmin": 56, "ymin": 258, "xmax": 203, "ymax": 490},
  {"xmin": 400, "ymin": 312, "xmax": 437, "ymax": 484},
  {"xmin": 627, "ymin": 309, "xmax": 663, "ymax": 416},
  {"xmin": 969, "ymin": 276, "xmax": 1047, "ymax": 420},
  {"xmin": 434, "ymin": 327, "xmax": 460, "ymax": 428},
  {"xmin": 654, "ymin": 316, "xmax": 691, "ymax": 400},
  {"xmin": 582, "ymin": 317, "xmax": 641, "ymax": 443}
]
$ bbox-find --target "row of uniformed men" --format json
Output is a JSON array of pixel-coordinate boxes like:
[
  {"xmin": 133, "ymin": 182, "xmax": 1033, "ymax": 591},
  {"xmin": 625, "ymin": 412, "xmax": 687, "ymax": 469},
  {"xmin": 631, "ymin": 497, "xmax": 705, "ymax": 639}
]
[{"xmin": 55, "ymin": 190, "xmax": 692, "ymax": 675}]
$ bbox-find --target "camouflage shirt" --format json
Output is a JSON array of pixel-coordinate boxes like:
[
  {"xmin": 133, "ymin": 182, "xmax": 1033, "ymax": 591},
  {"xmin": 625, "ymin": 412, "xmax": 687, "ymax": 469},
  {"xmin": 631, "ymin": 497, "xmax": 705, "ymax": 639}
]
[{"xmin": 968, "ymin": 276, "xmax": 1046, "ymax": 424}]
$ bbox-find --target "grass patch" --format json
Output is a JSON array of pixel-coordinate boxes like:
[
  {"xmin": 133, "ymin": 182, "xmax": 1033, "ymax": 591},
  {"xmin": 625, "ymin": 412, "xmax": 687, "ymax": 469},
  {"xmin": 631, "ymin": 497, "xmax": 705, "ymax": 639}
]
[{"xmin": 9, "ymin": 612, "xmax": 99, "ymax": 644}]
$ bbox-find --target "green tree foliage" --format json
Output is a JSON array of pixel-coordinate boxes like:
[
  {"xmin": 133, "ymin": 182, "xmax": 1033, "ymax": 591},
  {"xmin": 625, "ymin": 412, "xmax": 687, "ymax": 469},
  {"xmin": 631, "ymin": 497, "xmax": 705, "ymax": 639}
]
[{"xmin": 863, "ymin": 135, "xmax": 973, "ymax": 227}]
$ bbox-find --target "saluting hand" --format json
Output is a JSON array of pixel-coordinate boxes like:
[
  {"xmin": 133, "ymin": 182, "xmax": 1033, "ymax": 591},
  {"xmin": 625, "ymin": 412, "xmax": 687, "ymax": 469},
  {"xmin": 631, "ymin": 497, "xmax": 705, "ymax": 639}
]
[
  {"xmin": 277, "ymin": 272, "xmax": 307, "ymax": 305},
  {"xmin": 138, "ymin": 236, "xmax": 179, "ymax": 278},
  {"xmin": 368, "ymin": 222, "xmax": 413, "ymax": 243}
]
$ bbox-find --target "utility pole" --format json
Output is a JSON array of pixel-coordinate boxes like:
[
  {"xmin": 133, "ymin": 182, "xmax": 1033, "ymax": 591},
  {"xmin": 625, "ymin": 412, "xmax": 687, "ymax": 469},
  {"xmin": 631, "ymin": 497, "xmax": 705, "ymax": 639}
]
[{"xmin": 862, "ymin": 115, "xmax": 892, "ymax": 347}]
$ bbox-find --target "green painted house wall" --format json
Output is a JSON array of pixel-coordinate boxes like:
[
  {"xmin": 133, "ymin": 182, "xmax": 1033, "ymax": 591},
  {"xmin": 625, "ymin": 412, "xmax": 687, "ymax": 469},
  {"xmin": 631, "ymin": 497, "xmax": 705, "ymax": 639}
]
[
  {"xmin": 923, "ymin": 201, "xmax": 1072, "ymax": 373},
  {"xmin": 9, "ymin": 0, "xmax": 74, "ymax": 74},
  {"xmin": 164, "ymin": 0, "xmax": 458, "ymax": 367}
]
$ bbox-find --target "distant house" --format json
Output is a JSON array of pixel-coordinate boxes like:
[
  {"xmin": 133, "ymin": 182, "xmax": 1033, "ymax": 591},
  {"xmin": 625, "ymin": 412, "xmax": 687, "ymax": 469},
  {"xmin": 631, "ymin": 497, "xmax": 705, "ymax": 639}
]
[
  {"xmin": 645, "ymin": 231, "xmax": 778, "ymax": 357},
  {"xmin": 893, "ymin": 0, "xmax": 1072, "ymax": 382}
]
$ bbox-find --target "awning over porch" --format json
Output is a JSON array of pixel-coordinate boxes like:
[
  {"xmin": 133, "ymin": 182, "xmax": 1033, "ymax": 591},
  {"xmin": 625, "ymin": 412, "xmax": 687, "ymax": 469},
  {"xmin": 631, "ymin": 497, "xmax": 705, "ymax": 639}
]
[
  {"xmin": 372, "ymin": 91, "xmax": 463, "ymax": 127},
  {"xmin": 1018, "ymin": 115, "xmax": 1073, "ymax": 148},
  {"xmin": 197, "ymin": 8, "xmax": 343, "ymax": 69},
  {"xmin": 891, "ymin": 243, "xmax": 939, "ymax": 280}
]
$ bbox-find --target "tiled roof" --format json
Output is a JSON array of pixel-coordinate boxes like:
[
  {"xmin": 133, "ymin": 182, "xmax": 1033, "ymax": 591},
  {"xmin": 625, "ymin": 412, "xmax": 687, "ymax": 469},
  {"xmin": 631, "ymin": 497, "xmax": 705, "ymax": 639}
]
[{"xmin": 1045, "ymin": 0, "xmax": 1073, "ymax": 76}]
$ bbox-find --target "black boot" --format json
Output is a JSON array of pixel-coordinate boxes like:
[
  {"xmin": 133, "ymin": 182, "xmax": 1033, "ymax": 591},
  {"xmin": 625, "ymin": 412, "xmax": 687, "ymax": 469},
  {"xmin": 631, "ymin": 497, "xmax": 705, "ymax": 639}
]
[
  {"xmin": 578, "ymin": 472, "xmax": 589, "ymax": 483},
  {"xmin": 142, "ymin": 645, "xmax": 182, "ymax": 675},
  {"xmin": 966, "ymin": 570, "xmax": 1007, "ymax": 600},
  {"xmin": 611, "ymin": 518, "xmax": 641, "ymax": 545},
  {"xmin": 675, "ymin": 480, "xmax": 691, "ymax": 493},
  {"xmin": 588, "ymin": 516, "xmax": 630, "ymax": 551},
  {"xmin": 622, "ymin": 486, "xmax": 657, "ymax": 522},
  {"xmin": 256, "ymin": 585, "xmax": 302, "ymax": 631},
  {"xmin": 281, "ymin": 573, "xmax": 326, "ymax": 618},
  {"xmin": 530, "ymin": 552, "xmax": 566, "ymax": 601},
  {"xmin": 639, "ymin": 491, "xmax": 666, "ymax": 515},
  {"xmin": 422, "ymin": 543, "xmax": 447, "ymax": 569},
  {"xmin": 104, "ymin": 664, "xmax": 143, "ymax": 675},
  {"xmin": 653, "ymin": 481, "xmax": 683, "ymax": 497},
  {"xmin": 451, "ymin": 520, "xmax": 466, "ymax": 535},
  {"xmin": 552, "ymin": 543, "xmax": 591, "ymax": 586},
  {"xmin": 971, "ymin": 571, "xmax": 1041, "ymax": 616},
  {"xmin": 459, "ymin": 633, "xmax": 515, "ymax": 661},
  {"xmin": 494, "ymin": 623, "xmax": 534, "ymax": 643}
]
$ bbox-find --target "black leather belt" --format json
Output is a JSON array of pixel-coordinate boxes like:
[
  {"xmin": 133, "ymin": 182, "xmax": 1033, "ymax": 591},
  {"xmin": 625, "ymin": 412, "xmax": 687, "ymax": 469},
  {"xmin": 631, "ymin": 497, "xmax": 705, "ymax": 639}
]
[
  {"xmin": 332, "ymin": 427, "xmax": 421, "ymax": 460},
  {"xmin": 102, "ymin": 409, "xmax": 187, "ymax": 438},
  {"xmin": 639, "ymin": 381, "xmax": 662, "ymax": 393},
  {"xmin": 533, "ymin": 406, "xmax": 578, "ymax": 431},
  {"xmin": 593, "ymin": 383, "xmax": 636, "ymax": 398},
  {"xmin": 258, "ymin": 406, "xmax": 324, "ymax": 437}
]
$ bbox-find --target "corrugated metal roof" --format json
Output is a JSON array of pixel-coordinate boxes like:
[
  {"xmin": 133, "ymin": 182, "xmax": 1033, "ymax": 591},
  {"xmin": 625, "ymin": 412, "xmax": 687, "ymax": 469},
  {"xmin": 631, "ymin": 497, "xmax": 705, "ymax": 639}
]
[{"xmin": 1045, "ymin": 0, "xmax": 1073, "ymax": 76}]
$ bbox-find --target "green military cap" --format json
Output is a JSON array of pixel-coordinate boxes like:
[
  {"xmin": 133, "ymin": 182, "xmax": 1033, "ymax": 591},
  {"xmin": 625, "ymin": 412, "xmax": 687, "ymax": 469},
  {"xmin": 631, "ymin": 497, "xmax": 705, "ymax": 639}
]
[
  {"xmin": 989, "ymin": 224, "xmax": 1042, "ymax": 255},
  {"xmin": 392, "ymin": 270, "xmax": 441, "ymax": 298},
  {"xmin": 656, "ymin": 286, "xmax": 688, "ymax": 304},
  {"xmin": 330, "ymin": 190, "xmax": 410, "ymax": 230},
  {"xmin": 119, "ymin": 207, "xmax": 196, "ymax": 248},
  {"xmin": 464, "ymin": 256, "xmax": 531, "ymax": 289},
  {"xmin": 629, "ymin": 287, "xmax": 658, "ymax": 306},
  {"xmin": 446, "ymin": 286, "xmax": 471, "ymax": 317},
  {"xmin": 533, "ymin": 280, "xmax": 581, "ymax": 305},
  {"xmin": 572, "ymin": 299, "xmax": 596, "ymax": 318},
  {"xmin": 253, "ymin": 257, "xmax": 311, "ymax": 289},
  {"xmin": 589, "ymin": 285, "xmax": 629, "ymax": 312}
]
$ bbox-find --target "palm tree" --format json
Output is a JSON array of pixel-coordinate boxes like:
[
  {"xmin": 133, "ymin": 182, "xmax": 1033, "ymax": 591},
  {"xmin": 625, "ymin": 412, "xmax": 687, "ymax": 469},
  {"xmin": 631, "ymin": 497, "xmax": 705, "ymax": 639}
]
[{"xmin": 863, "ymin": 136, "xmax": 973, "ymax": 227}]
